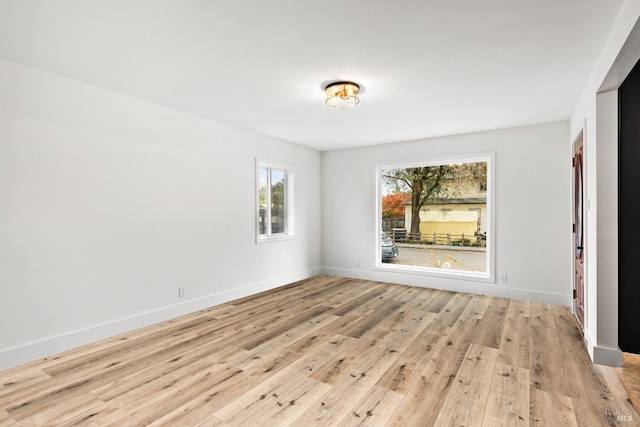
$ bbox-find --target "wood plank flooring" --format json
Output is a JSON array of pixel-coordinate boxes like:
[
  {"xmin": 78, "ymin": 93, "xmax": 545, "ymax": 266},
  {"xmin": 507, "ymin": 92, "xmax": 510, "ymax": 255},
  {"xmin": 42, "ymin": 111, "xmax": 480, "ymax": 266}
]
[
  {"xmin": 617, "ymin": 353, "xmax": 640, "ymax": 416},
  {"xmin": 0, "ymin": 275, "xmax": 638, "ymax": 426}
]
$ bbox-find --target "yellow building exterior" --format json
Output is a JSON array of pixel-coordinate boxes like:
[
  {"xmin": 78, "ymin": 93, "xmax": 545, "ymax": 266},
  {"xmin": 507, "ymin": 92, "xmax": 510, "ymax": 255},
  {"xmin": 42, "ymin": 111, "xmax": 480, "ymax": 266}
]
[
  {"xmin": 403, "ymin": 199, "xmax": 487, "ymax": 244},
  {"xmin": 418, "ymin": 210, "xmax": 478, "ymax": 243}
]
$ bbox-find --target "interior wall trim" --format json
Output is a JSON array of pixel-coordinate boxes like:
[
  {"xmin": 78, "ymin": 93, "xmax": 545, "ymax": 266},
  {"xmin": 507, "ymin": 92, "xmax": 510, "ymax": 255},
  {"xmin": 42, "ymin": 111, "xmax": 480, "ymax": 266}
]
[
  {"xmin": 322, "ymin": 266, "xmax": 570, "ymax": 307},
  {"xmin": 0, "ymin": 267, "xmax": 322, "ymax": 370}
]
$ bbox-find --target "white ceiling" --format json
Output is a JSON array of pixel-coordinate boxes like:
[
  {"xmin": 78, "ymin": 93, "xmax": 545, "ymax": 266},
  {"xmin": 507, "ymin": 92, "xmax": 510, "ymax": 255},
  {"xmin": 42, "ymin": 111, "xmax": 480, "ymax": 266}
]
[{"xmin": 0, "ymin": 0, "xmax": 623, "ymax": 151}]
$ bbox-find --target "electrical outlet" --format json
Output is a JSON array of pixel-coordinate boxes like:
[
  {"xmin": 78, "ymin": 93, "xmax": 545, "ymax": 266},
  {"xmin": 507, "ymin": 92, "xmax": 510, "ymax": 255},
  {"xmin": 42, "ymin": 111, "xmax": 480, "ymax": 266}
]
[
  {"xmin": 178, "ymin": 286, "xmax": 186, "ymax": 297},
  {"xmin": 356, "ymin": 260, "xmax": 361, "ymax": 269},
  {"xmin": 500, "ymin": 274, "xmax": 508, "ymax": 284}
]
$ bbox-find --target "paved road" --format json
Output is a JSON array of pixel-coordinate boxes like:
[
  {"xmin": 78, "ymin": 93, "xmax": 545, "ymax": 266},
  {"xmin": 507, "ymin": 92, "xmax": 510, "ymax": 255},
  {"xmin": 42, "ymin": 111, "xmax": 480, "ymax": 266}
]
[{"xmin": 385, "ymin": 245, "xmax": 486, "ymax": 272}]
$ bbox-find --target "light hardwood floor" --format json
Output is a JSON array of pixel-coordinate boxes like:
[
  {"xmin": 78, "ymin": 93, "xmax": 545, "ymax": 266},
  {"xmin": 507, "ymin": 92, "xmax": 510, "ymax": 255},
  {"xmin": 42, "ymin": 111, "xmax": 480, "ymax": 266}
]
[
  {"xmin": 0, "ymin": 275, "xmax": 637, "ymax": 426},
  {"xmin": 618, "ymin": 353, "xmax": 640, "ymax": 416}
]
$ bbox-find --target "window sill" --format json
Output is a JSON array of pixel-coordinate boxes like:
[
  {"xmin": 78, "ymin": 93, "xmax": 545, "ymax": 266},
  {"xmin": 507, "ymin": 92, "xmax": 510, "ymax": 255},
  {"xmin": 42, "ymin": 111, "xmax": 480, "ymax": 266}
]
[
  {"xmin": 257, "ymin": 234, "xmax": 296, "ymax": 244},
  {"xmin": 374, "ymin": 262, "xmax": 493, "ymax": 283}
]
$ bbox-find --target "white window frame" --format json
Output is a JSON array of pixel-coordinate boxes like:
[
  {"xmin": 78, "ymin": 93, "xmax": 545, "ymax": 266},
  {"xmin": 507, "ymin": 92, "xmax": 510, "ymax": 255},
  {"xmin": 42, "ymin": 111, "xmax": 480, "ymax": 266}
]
[
  {"xmin": 256, "ymin": 159, "xmax": 295, "ymax": 243},
  {"xmin": 375, "ymin": 153, "xmax": 495, "ymax": 282}
]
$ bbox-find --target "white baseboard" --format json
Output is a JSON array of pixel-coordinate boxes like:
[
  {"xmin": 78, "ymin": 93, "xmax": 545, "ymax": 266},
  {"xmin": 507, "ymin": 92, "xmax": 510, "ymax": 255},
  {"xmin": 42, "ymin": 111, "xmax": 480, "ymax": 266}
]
[
  {"xmin": 0, "ymin": 267, "xmax": 322, "ymax": 370},
  {"xmin": 583, "ymin": 327, "xmax": 622, "ymax": 367},
  {"xmin": 592, "ymin": 345, "xmax": 622, "ymax": 367},
  {"xmin": 322, "ymin": 266, "xmax": 570, "ymax": 306},
  {"xmin": 1, "ymin": 266, "xmax": 575, "ymax": 370}
]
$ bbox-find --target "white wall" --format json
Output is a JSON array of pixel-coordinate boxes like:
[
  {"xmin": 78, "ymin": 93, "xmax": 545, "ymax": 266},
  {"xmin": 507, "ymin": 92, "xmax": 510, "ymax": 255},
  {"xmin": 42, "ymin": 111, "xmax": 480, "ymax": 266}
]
[
  {"xmin": 0, "ymin": 60, "xmax": 322, "ymax": 369},
  {"xmin": 322, "ymin": 121, "xmax": 571, "ymax": 304},
  {"xmin": 569, "ymin": 0, "xmax": 640, "ymax": 366}
]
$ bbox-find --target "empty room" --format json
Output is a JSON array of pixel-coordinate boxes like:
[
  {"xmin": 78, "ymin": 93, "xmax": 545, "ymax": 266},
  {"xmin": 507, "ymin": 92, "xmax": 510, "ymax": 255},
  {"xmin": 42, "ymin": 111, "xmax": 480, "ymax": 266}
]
[{"xmin": 1, "ymin": 1, "xmax": 640, "ymax": 426}]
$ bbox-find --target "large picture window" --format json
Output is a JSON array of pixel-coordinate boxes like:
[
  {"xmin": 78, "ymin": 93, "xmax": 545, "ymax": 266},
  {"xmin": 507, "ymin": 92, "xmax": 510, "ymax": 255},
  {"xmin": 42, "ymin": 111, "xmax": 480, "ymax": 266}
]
[
  {"xmin": 257, "ymin": 159, "xmax": 294, "ymax": 242},
  {"xmin": 376, "ymin": 154, "xmax": 494, "ymax": 281}
]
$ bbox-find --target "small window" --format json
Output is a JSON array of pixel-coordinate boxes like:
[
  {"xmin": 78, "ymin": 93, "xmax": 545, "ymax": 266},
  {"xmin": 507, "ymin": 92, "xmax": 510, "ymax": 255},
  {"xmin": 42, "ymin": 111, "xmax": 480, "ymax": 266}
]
[{"xmin": 257, "ymin": 159, "xmax": 294, "ymax": 242}]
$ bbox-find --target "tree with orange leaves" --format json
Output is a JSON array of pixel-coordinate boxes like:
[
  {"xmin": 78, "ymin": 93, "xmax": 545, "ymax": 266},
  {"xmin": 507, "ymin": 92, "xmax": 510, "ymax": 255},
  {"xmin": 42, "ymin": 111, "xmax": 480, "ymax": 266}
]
[{"xmin": 382, "ymin": 192, "xmax": 410, "ymax": 218}]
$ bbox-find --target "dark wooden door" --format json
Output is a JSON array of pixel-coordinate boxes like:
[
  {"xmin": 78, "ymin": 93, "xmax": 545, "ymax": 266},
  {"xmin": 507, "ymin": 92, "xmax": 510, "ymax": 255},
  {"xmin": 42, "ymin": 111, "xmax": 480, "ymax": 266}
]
[{"xmin": 573, "ymin": 131, "xmax": 585, "ymax": 327}]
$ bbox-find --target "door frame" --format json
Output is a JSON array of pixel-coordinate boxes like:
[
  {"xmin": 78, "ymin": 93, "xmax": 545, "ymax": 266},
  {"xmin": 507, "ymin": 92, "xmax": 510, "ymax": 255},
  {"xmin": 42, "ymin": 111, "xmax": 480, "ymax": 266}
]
[{"xmin": 572, "ymin": 129, "xmax": 585, "ymax": 328}]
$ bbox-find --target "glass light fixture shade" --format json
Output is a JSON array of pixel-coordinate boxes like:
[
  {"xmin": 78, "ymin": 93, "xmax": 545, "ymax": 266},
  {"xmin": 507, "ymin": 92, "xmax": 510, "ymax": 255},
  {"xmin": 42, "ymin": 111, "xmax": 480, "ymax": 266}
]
[{"xmin": 325, "ymin": 81, "xmax": 360, "ymax": 108}]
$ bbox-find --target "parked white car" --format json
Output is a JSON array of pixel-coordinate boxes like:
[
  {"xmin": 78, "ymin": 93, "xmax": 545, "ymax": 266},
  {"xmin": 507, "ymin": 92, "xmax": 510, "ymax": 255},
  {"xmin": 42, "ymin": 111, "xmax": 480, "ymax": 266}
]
[{"xmin": 381, "ymin": 232, "xmax": 399, "ymax": 262}]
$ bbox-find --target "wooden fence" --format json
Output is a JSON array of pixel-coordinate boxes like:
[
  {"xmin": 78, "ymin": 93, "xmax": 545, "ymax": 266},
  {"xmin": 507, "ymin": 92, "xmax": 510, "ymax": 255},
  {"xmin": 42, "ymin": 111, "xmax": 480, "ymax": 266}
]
[
  {"xmin": 387, "ymin": 229, "xmax": 486, "ymax": 247},
  {"xmin": 382, "ymin": 218, "xmax": 405, "ymax": 231}
]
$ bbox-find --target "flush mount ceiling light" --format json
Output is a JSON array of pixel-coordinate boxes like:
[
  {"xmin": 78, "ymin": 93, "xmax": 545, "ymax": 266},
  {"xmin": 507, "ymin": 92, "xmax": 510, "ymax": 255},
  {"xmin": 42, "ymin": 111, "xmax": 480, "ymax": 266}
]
[{"xmin": 324, "ymin": 81, "xmax": 360, "ymax": 108}]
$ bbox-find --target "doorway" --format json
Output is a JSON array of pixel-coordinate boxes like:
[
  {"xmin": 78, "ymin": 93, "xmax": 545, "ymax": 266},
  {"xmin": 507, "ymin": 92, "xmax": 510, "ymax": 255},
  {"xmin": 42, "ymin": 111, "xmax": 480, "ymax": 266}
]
[
  {"xmin": 572, "ymin": 131, "xmax": 585, "ymax": 328},
  {"xmin": 619, "ymin": 59, "xmax": 640, "ymax": 354}
]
